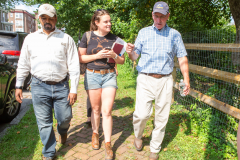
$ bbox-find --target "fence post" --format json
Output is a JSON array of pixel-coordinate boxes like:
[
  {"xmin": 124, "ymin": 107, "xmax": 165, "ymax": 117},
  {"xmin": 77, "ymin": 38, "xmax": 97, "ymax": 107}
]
[{"xmin": 172, "ymin": 57, "xmax": 177, "ymax": 104}]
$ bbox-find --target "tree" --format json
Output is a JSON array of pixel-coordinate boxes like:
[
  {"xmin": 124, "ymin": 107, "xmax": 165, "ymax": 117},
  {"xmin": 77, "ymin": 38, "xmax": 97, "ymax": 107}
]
[
  {"xmin": 23, "ymin": 0, "xmax": 232, "ymax": 43},
  {"xmin": 0, "ymin": 0, "xmax": 22, "ymax": 9}
]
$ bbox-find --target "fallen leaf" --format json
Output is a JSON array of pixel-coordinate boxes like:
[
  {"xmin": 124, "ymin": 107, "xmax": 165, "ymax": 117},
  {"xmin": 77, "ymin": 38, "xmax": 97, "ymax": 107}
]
[
  {"xmin": 176, "ymin": 147, "xmax": 180, "ymax": 151},
  {"xmin": 24, "ymin": 126, "xmax": 29, "ymax": 128},
  {"xmin": 23, "ymin": 147, "xmax": 28, "ymax": 149},
  {"xmin": 68, "ymin": 143, "xmax": 72, "ymax": 146},
  {"xmin": 32, "ymin": 139, "xmax": 34, "ymax": 141},
  {"xmin": 163, "ymin": 148, "xmax": 167, "ymax": 151},
  {"xmin": 129, "ymin": 118, "xmax": 133, "ymax": 120},
  {"xmin": 17, "ymin": 131, "xmax": 20, "ymax": 134}
]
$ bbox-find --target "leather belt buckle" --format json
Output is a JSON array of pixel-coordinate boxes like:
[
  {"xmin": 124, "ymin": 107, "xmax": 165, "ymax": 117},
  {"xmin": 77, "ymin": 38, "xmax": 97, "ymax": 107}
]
[
  {"xmin": 100, "ymin": 70, "xmax": 106, "ymax": 74},
  {"xmin": 151, "ymin": 74, "xmax": 163, "ymax": 78},
  {"xmin": 45, "ymin": 81, "xmax": 57, "ymax": 85}
]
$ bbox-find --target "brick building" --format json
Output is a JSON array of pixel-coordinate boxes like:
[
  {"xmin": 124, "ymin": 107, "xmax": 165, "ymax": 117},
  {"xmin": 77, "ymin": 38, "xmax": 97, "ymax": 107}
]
[
  {"xmin": 0, "ymin": 8, "xmax": 13, "ymax": 31},
  {"xmin": 8, "ymin": 9, "xmax": 36, "ymax": 33}
]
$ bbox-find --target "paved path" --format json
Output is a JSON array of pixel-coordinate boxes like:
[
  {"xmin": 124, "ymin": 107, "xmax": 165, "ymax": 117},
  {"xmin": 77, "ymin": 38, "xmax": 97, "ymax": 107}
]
[{"xmin": 54, "ymin": 79, "xmax": 150, "ymax": 160}]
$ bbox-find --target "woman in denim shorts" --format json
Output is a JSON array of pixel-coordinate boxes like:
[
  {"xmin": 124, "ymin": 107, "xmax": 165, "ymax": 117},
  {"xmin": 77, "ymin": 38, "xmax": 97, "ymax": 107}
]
[{"xmin": 78, "ymin": 10, "xmax": 125, "ymax": 160}]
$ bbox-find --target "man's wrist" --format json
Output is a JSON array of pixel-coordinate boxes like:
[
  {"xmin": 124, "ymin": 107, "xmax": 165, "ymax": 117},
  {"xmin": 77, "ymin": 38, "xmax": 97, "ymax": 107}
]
[{"xmin": 15, "ymin": 86, "xmax": 23, "ymax": 89}]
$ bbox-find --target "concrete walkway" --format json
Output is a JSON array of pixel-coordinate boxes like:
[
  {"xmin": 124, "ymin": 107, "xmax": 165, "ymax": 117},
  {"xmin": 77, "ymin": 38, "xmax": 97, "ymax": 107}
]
[{"xmin": 54, "ymin": 79, "xmax": 150, "ymax": 160}]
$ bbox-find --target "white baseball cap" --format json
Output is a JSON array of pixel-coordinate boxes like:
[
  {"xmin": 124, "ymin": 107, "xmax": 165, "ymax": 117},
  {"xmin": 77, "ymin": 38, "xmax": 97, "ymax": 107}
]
[{"xmin": 38, "ymin": 4, "xmax": 57, "ymax": 17}]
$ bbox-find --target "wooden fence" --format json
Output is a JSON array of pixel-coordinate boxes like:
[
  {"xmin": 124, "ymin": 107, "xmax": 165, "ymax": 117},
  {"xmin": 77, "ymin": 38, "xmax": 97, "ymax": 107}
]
[{"xmin": 172, "ymin": 43, "xmax": 240, "ymax": 119}]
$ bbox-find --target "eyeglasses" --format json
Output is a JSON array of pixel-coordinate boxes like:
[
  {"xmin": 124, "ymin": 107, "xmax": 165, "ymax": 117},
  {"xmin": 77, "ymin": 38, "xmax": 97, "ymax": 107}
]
[{"xmin": 96, "ymin": 9, "xmax": 105, "ymax": 11}]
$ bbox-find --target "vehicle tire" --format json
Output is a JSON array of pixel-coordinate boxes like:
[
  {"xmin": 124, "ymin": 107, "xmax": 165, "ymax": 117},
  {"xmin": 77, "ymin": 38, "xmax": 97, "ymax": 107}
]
[
  {"xmin": 23, "ymin": 73, "xmax": 31, "ymax": 90},
  {"xmin": 1, "ymin": 87, "xmax": 21, "ymax": 123}
]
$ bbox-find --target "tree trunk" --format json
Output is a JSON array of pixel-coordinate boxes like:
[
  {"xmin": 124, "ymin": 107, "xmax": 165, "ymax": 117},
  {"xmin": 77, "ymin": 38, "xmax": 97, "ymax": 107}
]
[
  {"xmin": 228, "ymin": 0, "xmax": 240, "ymax": 43},
  {"xmin": 228, "ymin": 0, "xmax": 240, "ymax": 71}
]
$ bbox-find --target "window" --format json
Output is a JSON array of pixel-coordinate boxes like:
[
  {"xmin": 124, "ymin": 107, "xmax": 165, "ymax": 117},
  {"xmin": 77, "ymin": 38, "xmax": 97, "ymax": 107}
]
[
  {"xmin": 11, "ymin": 21, "xmax": 13, "ymax": 24},
  {"xmin": 15, "ymin": 20, "xmax": 23, "ymax": 26},
  {"xmin": 15, "ymin": 13, "xmax": 23, "ymax": 19},
  {"xmin": 2, "ymin": 13, "xmax": 5, "ymax": 22},
  {"xmin": 10, "ymin": 13, "xmax": 13, "ymax": 17},
  {"xmin": 16, "ymin": 28, "xmax": 23, "ymax": 32}
]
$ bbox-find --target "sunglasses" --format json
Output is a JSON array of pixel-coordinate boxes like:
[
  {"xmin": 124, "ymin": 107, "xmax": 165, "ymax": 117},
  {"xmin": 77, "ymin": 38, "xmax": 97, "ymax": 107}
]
[{"xmin": 96, "ymin": 9, "xmax": 105, "ymax": 11}]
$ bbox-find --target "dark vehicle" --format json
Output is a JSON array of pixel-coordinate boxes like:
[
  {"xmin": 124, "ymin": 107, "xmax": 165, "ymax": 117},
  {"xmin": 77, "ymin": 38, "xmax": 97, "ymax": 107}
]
[{"xmin": 0, "ymin": 31, "xmax": 29, "ymax": 122}]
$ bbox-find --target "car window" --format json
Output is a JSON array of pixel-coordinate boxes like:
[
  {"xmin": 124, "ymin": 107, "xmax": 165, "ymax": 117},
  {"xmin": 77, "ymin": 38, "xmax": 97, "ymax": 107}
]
[
  {"xmin": 18, "ymin": 33, "xmax": 28, "ymax": 50},
  {"xmin": 0, "ymin": 35, "xmax": 19, "ymax": 53}
]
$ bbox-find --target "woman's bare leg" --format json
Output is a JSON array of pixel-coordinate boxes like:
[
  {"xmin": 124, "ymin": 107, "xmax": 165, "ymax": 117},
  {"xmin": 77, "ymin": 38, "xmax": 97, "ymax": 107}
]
[
  {"xmin": 88, "ymin": 89, "xmax": 102, "ymax": 134},
  {"xmin": 101, "ymin": 87, "xmax": 116, "ymax": 142}
]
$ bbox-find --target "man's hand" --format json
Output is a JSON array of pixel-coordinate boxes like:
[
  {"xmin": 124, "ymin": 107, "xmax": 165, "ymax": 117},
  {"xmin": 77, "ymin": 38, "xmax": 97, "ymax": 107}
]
[
  {"xmin": 183, "ymin": 80, "xmax": 190, "ymax": 96},
  {"xmin": 126, "ymin": 43, "xmax": 135, "ymax": 54},
  {"xmin": 126, "ymin": 43, "xmax": 139, "ymax": 61},
  {"xmin": 178, "ymin": 56, "xmax": 190, "ymax": 96},
  {"xmin": 68, "ymin": 93, "xmax": 77, "ymax": 106},
  {"xmin": 15, "ymin": 89, "xmax": 23, "ymax": 103}
]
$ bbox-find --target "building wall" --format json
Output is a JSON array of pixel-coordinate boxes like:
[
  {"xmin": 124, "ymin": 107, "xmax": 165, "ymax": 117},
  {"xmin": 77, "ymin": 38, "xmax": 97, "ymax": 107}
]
[{"xmin": 8, "ymin": 9, "xmax": 36, "ymax": 33}]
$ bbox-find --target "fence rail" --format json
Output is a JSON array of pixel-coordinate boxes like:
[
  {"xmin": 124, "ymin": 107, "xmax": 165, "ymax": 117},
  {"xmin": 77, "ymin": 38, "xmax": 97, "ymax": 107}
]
[
  {"xmin": 173, "ymin": 43, "xmax": 240, "ymax": 120},
  {"xmin": 185, "ymin": 43, "xmax": 240, "ymax": 52},
  {"xmin": 174, "ymin": 63, "xmax": 240, "ymax": 85}
]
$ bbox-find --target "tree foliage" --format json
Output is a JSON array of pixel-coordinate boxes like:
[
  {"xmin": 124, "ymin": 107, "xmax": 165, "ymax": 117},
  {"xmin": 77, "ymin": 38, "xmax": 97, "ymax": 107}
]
[
  {"xmin": 1, "ymin": 0, "xmax": 22, "ymax": 10},
  {"xmin": 23, "ymin": 0, "xmax": 232, "ymax": 43}
]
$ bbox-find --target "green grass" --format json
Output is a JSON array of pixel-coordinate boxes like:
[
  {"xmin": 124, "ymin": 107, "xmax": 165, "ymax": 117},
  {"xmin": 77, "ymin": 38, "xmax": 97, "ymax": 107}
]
[
  {"xmin": 0, "ymin": 105, "xmax": 43, "ymax": 160},
  {"xmin": 0, "ymin": 105, "xmax": 58, "ymax": 160}
]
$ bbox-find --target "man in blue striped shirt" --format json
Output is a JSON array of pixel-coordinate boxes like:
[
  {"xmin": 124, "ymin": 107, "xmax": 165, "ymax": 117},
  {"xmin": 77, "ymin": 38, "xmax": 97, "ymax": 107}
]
[{"xmin": 126, "ymin": 1, "xmax": 190, "ymax": 160}]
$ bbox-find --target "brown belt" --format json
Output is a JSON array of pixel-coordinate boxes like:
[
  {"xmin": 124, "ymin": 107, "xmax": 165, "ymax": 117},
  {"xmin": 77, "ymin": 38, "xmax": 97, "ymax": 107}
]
[
  {"xmin": 87, "ymin": 68, "xmax": 115, "ymax": 75},
  {"xmin": 141, "ymin": 73, "xmax": 171, "ymax": 78}
]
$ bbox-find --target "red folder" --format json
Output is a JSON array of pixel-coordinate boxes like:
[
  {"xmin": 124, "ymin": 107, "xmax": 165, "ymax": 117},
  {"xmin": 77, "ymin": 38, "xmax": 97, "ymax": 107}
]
[{"xmin": 108, "ymin": 42, "xmax": 124, "ymax": 63}]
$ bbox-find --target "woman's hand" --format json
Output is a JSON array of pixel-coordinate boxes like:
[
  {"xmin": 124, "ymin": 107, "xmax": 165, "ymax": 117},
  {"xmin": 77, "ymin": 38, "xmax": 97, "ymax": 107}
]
[
  {"xmin": 95, "ymin": 48, "xmax": 110, "ymax": 59},
  {"xmin": 108, "ymin": 49, "xmax": 117, "ymax": 58},
  {"xmin": 98, "ymin": 48, "xmax": 117, "ymax": 59}
]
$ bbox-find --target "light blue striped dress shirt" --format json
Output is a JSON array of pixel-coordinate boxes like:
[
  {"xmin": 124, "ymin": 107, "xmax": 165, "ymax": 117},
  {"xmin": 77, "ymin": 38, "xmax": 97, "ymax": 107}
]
[{"xmin": 134, "ymin": 24, "xmax": 187, "ymax": 74}]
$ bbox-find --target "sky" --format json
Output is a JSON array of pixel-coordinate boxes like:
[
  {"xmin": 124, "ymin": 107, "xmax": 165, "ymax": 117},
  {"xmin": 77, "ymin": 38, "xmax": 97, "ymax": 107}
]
[{"xmin": 15, "ymin": 2, "xmax": 38, "ymax": 14}]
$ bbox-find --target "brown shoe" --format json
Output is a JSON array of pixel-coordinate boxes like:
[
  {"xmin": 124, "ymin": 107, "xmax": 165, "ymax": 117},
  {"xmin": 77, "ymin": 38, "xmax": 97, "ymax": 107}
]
[
  {"xmin": 58, "ymin": 133, "xmax": 67, "ymax": 144},
  {"xmin": 149, "ymin": 152, "xmax": 159, "ymax": 160},
  {"xmin": 134, "ymin": 137, "xmax": 143, "ymax": 151},
  {"xmin": 92, "ymin": 133, "xmax": 99, "ymax": 150},
  {"xmin": 42, "ymin": 155, "xmax": 55, "ymax": 160},
  {"xmin": 105, "ymin": 142, "xmax": 113, "ymax": 160}
]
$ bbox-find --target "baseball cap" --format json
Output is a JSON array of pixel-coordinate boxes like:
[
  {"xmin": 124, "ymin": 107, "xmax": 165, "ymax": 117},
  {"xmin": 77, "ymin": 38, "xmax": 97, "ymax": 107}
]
[
  {"xmin": 38, "ymin": 4, "xmax": 57, "ymax": 17},
  {"xmin": 153, "ymin": 1, "xmax": 169, "ymax": 15}
]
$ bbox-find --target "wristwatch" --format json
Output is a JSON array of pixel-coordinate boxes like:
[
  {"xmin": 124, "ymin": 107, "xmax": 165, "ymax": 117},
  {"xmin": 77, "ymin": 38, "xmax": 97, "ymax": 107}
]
[
  {"xmin": 15, "ymin": 86, "xmax": 23, "ymax": 89},
  {"xmin": 113, "ymin": 54, "xmax": 118, "ymax": 60}
]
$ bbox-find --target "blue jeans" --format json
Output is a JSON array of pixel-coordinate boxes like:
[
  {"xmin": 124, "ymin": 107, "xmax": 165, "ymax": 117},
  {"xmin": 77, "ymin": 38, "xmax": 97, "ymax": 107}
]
[
  {"xmin": 84, "ymin": 69, "xmax": 118, "ymax": 90},
  {"xmin": 31, "ymin": 77, "xmax": 72, "ymax": 158}
]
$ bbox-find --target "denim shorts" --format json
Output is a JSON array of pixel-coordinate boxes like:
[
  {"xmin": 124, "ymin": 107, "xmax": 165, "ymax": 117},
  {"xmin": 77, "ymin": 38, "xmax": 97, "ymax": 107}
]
[{"xmin": 84, "ymin": 69, "xmax": 118, "ymax": 90}]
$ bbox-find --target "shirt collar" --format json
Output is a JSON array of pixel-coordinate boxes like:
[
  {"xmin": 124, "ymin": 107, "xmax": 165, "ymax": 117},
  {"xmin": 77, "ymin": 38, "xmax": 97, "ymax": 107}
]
[
  {"xmin": 38, "ymin": 27, "xmax": 61, "ymax": 35},
  {"xmin": 152, "ymin": 23, "xmax": 168, "ymax": 32}
]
